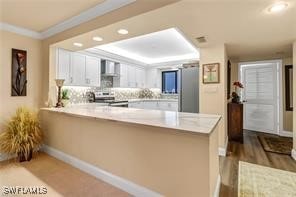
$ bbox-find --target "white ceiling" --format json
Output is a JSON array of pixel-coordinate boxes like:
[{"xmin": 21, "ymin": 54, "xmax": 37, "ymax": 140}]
[
  {"xmin": 94, "ymin": 28, "xmax": 199, "ymax": 64},
  {"xmin": 0, "ymin": 0, "xmax": 105, "ymax": 32},
  {"xmin": 0, "ymin": 0, "xmax": 136, "ymax": 39},
  {"xmin": 55, "ymin": 0, "xmax": 296, "ymax": 62}
]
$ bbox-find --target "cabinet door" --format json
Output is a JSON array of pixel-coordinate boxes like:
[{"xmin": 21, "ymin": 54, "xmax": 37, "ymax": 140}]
[
  {"xmin": 85, "ymin": 56, "xmax": 100, "ymax": 86},
  {"xmin": 120, "ymin": 64, "xmax": 129, "ymax": 87},
  {"xmin": 135, "ymin": 68, "xmax": 141, "ymax": 88},
  {"xmin": 127, "ymin": 65, "xmax": 136, "ymax": 87},
  {"xmin": 57, "ymin": 48, "xmax": 71, "ymax": 85},
  {"xmin": 133, "ymin": 67, "xmax": 145, "ymax": 88},
  {"xmin": 71, "ymin": 53, "xmax": 86, "ymax": 85},
  {"xmin": 136, "ymin": 68, "xmax": 145, "ymax": 88},
  {"xmin": 158, "ymin": 102, "xmax": 178, "ymax": 111},
  {"xmin": 142, "ymin": 101, "xmax": 158, "ymax": 110},
  {"xmin": 146, "ymin": 68, "xmax": 161, "ymax": 88},
  {"xmin": 128, "ymin": 101, "xmax": 142, "ymax": 109},
  {"xmin": 141, "ymin": 69, "xmax": 146, "ymax": 88}
]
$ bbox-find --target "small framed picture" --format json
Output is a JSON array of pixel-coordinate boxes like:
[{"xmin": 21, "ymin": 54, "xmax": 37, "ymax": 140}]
[{"xmin": 202, "ymin": 63, "xmax": 220, "ymax": 84}]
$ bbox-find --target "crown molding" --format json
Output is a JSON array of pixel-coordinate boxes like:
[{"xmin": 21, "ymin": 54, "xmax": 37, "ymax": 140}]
[
  {"xmin": 41, "ymin": 0, "xmax": 136, "ymax": 39},
  {"xmin": 0, "ymin": 22, "xmax": 42, "ymax": 39},
  {"xmin": 0, "ymin": 0, "xmax": 136, "ymax": 40}
]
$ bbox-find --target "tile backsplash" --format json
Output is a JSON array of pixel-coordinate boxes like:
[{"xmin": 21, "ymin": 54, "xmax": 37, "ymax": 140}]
[{"xmin": 60, "ymin": 87, "xmax": 163, "ymax": 104}]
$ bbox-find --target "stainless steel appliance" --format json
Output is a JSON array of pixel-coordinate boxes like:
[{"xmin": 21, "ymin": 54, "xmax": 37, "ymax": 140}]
[
  {"xmin": 179, "ymin": 66, "xmax": 199, "ymax": 113},
  {"xmin": 101, "ymin": 60, "xmax": 118, "ymax": 77},
  {"xmin": 87, "ymin": 91, "xmax": 128, "ymax": 107}
]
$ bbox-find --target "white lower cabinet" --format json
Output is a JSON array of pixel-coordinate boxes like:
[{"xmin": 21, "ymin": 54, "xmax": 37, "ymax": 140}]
[
  {"xmin": 128, "ymin": 101, "xmax": 178, "ymax": 111},
  {"xmin": 128, "ymin": 101, "xmax": 143, "ymax": 109},
  {"xmin": 158, "ymin": 101, "xmax": 178, "ymax": 111}
]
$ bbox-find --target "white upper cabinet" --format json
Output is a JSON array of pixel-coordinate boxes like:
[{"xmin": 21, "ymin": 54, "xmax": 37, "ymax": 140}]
[
  {"xmin": 146, "ymin": 68, "xmax": 161, "ymax": 89},
  {"xmin": 114, "ymin": 63, "xmax": 128, "ymax": 88},
  {"xmin": 71, "ymin": 53, "xmax": 86, "ymax": 86},
  {"xmin": 57, "ymin": 48, "xmax": 101, "ymax": 87},
  {"xmin": 136, "ymin": 67, "xmax": 146, "ymax": 88},
  {"xmin": 115, "ymin": 64, "xmax": 146, "ymax": 88},
  {"xmin": 56, "ymin": 48, "xmax": 155, "ymax": 89},
  {"xmin": 85, "ymin": 56, "xmax": 101, "ymax": 87},
  {"xmin": 57, "ymin": 48, "xmax": 71, "ymax": 85},
  {"xmin": 127, "ymin": 65, "xmax": 136, "ymax": 87}
]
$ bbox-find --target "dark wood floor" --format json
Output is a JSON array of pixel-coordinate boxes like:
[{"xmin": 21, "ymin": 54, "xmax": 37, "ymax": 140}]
[{"xmin": 219, "ymin": 130, "xmax": 296, "ymax": 197}]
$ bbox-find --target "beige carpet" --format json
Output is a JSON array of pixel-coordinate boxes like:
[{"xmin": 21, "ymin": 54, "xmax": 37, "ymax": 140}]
[
  {"xmin": 0, "ymin": 153, "xmax": 130, "ymax": 197},
  {"xmin": 238, "ymin": 161, "xmax": 296, "ymax": 197}
]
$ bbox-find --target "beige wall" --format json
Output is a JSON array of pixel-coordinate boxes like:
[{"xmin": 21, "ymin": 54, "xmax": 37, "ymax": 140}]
[
  {"xmin": 199, "ymin": 44, "xmax": 228, "ymax": 149},
  {"xmin": 41, "ymin": 111, "xmax": 219, "ymax": 197},
  {"xmin": 0, "ymin": 30, "xmax": 42, "ymax": 131},
  {"xmin": 230, "ymin": 57, "xmax": 293, "ymax": 132},
  {"xmin": 282, "ymin": 57, "xmax": 293, "ymax": 131},
  {"xmin": 293, "ymin": 41, "xmax": 296, "ymax": 150}
]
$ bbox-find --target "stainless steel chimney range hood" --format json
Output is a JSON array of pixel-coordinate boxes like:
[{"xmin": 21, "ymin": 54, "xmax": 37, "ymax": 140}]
[{"xmin": 101, "ymin": 59, "xmax": 119, "ymax": 77}]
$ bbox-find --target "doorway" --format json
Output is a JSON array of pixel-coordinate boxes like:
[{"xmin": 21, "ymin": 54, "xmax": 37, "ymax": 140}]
[{"xmin": 239, "ymin": 60, "xmax": 282, "ymax": 135}]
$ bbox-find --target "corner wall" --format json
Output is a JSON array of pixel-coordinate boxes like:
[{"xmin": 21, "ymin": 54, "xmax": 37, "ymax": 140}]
[
  {"xmin": 199, "ymin": 44, "xmax": 228, "ymax": 151},
  {"xmin": 293, "ymin": 41, "xmax": 296, "ymax": 157},
  {"xmin": 0, "ymin": 30, "xmax": 42, "ymax": 131}
]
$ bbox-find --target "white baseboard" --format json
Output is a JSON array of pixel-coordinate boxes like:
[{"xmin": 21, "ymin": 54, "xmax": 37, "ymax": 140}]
[
  {"xmin": 292, "ymin": 149, "xmax": 296, "ymax": 161},
  {"xmin": 279, "ymin": 130, "xmax": 293, "ymax": 138},
  {"xmin": 218, "ymin": 148, "xmax": 226, "ymax": 157},
  {"xmin": 213, "ymin": 175, "xmax": 221, "ymax": 197},
  {"xmin": 218, "ymin": 137, "xmax": 228, "ymax": 157},
  {"xmin": 42, "ymin": 145, "xmax": 162, "ymax": 197}
]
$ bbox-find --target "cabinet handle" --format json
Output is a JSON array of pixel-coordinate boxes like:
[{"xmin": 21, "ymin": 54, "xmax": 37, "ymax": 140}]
[{"xmin": 70, "ymin": 77, "xmax": 73, "ymax": 83}]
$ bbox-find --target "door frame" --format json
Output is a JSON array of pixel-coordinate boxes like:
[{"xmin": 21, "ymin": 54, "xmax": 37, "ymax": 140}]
[{"xmin": 238, "ymin": 59, "xmax": 283, "ymax": 135}]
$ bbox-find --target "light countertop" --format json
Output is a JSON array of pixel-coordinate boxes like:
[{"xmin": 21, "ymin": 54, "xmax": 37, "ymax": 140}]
[{"xmin": 41, "ymin": 105, "xmax": 221, "ymax": 134}]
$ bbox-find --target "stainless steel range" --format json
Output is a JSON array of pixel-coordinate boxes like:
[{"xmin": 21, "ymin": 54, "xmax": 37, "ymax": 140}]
[{"xmin": 87, "ymin": 91, "xmax": 128, "ymax": 107}]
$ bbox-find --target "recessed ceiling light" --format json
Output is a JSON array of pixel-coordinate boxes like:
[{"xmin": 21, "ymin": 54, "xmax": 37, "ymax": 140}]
[
  {"xmin": 117, "ymin": 29, "xmax": 129, "ymax": 35},
  {"xmin": 268, "ymin": 2, "xmax": 288, "ymax": 13},
  {"xmin": 73, "ymin": 42, "xmax": 83, "ymax": 47},
  {"xmin": 93, "ymin": 36, "xmax": 103, "ymax": 42}
]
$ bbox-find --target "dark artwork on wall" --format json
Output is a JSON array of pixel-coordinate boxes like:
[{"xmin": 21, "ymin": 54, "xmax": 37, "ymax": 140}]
[
  {"xmin": 285, "ymin": 65, "xmax": 293, "ymax": 111},
  {"xmin": 11, "ymin": 49, "xmax": 27, "ymax": 96}
]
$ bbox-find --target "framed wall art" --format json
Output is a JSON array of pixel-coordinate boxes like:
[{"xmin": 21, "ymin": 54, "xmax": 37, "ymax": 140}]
[
  {"xmin": 11, "ymin": 48, "xmax": 27, "ymax": 96},
  {"xmin": 285, "ymin": 65, "xmax": 293, "ymax": 111},
  {"xmin": 202, "ymin": 63, "xmax": 220, "ymax": 84}
]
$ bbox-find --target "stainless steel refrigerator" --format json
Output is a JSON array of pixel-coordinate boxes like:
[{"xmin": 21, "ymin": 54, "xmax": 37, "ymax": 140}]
[{"xmin": 178, "ymin": 66, "xmax": 199, "ymax": 113}]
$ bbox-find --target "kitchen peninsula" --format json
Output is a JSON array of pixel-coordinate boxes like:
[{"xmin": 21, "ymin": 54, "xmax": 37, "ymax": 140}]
[{"xmin": 40, "ymin": 105, "xmax": 221, "ymax": 197}]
